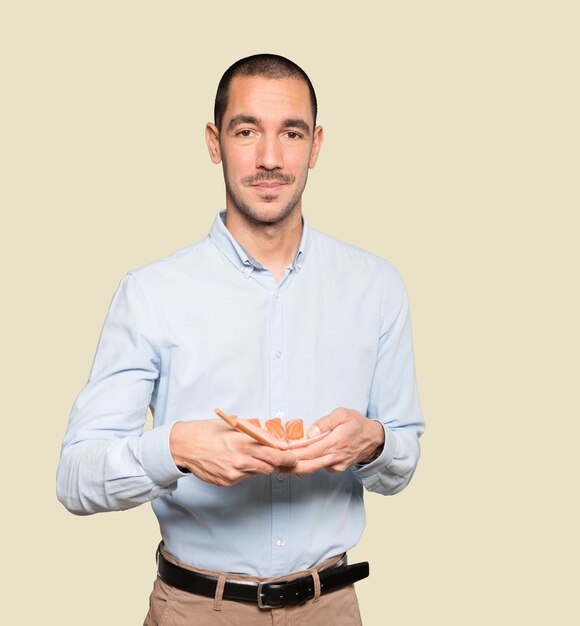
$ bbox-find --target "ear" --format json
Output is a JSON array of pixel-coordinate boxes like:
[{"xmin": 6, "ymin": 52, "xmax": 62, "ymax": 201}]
[
  {"xmin": 205, "ymin": 123, "xmax": 222, "ymax": 164},
  {"xmin": 309, "ymin": 125, "xmax": 324, "ymax": 169}
]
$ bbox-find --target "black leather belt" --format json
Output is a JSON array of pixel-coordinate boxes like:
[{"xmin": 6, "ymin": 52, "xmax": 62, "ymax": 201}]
[{"xmin": 157, "ymin": 552, "xmax": 369, "ymax": 609}]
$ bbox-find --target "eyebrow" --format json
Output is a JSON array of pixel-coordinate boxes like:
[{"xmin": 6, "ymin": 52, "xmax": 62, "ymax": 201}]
[
  {"xmin": 226, "ymin": 115, "xmax": 311, "ymax": 135},
  {"xmin": 281, "ymin": 118, "xmax": 311, "ymax": 135},
  {"xmin": 227, "ymin": 115, "xmax": 260, "ymax": 131}
]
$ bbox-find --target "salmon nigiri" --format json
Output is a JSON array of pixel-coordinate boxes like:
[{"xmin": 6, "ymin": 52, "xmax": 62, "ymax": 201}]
[
  {"xmin": 265, "ymin": 418, "xmax": 285, "ymax": 439},
  {"xmin": 284, "ymin": 419, "xmax": 305, "ymax": 441}
]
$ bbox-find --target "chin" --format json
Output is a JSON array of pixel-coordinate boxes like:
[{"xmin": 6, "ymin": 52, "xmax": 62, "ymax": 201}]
[
  {"xmin": 256, "ymin": 206, "xmax": 299, "ymax": 225},
  {"xmin": 234, "ymin": 200, "xmax": 300, "ymax": 226}
]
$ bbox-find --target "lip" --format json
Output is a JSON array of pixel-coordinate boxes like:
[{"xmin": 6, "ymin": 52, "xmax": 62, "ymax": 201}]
[{"xmin": 251, "ymin": 183, "xmax": 286, "ymax": 190}]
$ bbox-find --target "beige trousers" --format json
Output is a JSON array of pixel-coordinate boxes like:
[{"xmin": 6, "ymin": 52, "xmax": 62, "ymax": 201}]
[{"xmin": 143, "ymin": 549, "xmax": 364, "ymax": 626}]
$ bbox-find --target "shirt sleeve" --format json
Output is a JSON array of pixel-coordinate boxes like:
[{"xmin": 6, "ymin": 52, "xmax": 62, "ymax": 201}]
[
  {"xmin": 352, "ymin": 265, "xmax": 425, "ymax": 494},
  {"xmin": 56, "ymin": 273, "xmax": 185, "ymax": 515}
]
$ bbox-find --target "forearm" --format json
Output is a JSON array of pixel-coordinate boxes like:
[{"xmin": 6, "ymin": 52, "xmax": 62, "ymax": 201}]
[
  {"xmin": 353, "ymin": 423, "xmax": 422, "ymax": 495},
  {"xmin": 56, "ymin": 272, "xmax": 184, "ymax": 514},
  {"xmin": 354, "ymin": 264, "xmax": 424, "ymax": 495},
  {"xmin": 56, "ymin": 423, "xmax": 184, "ymax": 515}
]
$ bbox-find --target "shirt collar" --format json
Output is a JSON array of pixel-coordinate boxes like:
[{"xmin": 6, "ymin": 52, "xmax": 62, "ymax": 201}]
[{"xmin": 209, "ymin": 210, "xmax": 310, "ymax": 276}]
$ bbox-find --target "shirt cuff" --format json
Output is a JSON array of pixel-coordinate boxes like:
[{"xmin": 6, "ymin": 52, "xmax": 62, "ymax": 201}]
[
  {"xmin": 352, "ymin": 422, "xmax": 396, "ymax": 481},
  {"xmin": 139, "ymin": 421, "xmax": 189, "ymax": 486}
]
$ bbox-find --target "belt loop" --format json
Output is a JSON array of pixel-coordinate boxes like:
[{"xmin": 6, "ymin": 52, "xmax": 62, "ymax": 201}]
[
  {"xmin": 212, "ymin": 573, "xmax": 227, "ymax": 611},
  {"xmin": 308, "ymin": 568, "xmax": 321, "ymax": 603}
]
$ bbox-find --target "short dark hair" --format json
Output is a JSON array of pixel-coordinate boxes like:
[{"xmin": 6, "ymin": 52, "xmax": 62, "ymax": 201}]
[{"xmin": 214, "ymin": 53, "xmax": 318, "ymax": 131}]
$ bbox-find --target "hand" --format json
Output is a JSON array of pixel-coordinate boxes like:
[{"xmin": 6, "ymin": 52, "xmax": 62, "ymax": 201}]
[
  {"xmin": 170, "ymin": 419, "xmax": 298, "ymax": 487},
  {"xmin": 290, "ymin": 408, "xmax": 385, "ymax": 474}
]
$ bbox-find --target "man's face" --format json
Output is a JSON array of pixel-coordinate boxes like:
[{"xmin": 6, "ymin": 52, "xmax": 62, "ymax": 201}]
[{"xmin": 206, "ymin": 75, "xmax": 323, "ymax": 226}]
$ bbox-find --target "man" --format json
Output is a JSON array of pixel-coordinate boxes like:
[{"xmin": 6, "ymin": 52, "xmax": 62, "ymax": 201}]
[{"xmin": 57, "ymin": 54, "xmax": 424, "ymax": 625}]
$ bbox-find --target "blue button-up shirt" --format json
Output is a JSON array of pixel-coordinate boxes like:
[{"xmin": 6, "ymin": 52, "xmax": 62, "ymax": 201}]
[{"xmin": 57, "ymin": 211, "xmax": 424, "ymax": 577}]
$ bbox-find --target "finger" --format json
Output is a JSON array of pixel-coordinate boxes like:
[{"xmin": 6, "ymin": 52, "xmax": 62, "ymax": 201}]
[
  {"xmin": 292, "ymin": 454, "xmax": 338, "ymax": 474},
  {"xmin": 306, "ymin": 409, "xmax": 350, "ymax": 437},
  {"xmin": 253, "ymin": 446, "xmax": 298, "ymax": 468},
  {"xmin": 241, "ymin": 458, "xmax": 281, "ymax": 476},
  {"xmin": 306, "ymin": 423, "xmax": 322, "ymax": 438},
  {"xmin": 222, "ymin": 453, "xmax": 281, "ymax": 481},
  {"xmin": 290, "ymin": 435, "xmax": 337, "ymax": 461},
  {"xmin": 307, "ymin": 416, "xmax": 336, "ymax": 437}
]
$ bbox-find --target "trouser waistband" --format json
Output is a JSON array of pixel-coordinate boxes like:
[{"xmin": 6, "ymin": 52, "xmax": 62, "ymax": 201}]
[{"xmin": 157, "ymin": 550, "xmax": 369, "ymax": 609}]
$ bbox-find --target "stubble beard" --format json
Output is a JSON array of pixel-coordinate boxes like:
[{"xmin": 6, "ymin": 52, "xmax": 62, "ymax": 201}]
[{"xmin": 222, "ymin": 162, "xmax": 308, "ymax": 227}]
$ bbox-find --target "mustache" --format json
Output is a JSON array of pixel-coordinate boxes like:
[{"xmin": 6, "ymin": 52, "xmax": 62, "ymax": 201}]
[{"xmin": 241, "ymin": 171, "xmax": 295, "ymax": 185}]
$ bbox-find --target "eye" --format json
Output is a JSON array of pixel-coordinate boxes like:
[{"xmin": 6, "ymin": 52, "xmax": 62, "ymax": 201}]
[
  {"xmin": 285, "ymin": 131, "xmax": 301, "ymax": 140},
  {"xmin": 237, "ymin": 129, "xmax": 253, "ymax": 137}
]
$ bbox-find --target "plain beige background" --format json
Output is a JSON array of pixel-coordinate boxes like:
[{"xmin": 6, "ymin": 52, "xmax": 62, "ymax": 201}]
[{"xmin": 2, "ymin": 1, "xmax": 578, "ymax": 624}]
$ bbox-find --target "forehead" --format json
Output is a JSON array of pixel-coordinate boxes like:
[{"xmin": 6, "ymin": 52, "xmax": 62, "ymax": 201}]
[{"xmin": 224, "ymin": 76, "xmax": 314, "ymax": 127}]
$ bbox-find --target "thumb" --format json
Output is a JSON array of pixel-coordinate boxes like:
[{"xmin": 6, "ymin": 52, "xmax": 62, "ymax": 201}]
[
  {"xmin": 307, "ymin": 411, "xmax": 346, "ymax": 438},
  {"xmin": 306, "ymin": 423, "xmax": 322, "ymax": 438}
]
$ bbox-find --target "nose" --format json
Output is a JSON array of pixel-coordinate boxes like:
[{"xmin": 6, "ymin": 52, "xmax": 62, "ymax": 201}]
[{"xmin": 256, "ymin": 134, "xmax": 283, "ymax": 170}]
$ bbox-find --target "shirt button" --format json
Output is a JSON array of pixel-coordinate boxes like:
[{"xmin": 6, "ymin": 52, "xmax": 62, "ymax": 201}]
[
  {"xmin": 296, "ymin": 263, "xmax": 303, "ymax": 270},
  {"xmin": 277, "ymin": 472, "xmax": 285, "ymax": 482},
  {"xmin": 276, "ymin": 538, "xmax": 286, "ymax": 547},
  {"xmin": 275, "ymin": 351, "xmax": 282, "ymax": 359}
]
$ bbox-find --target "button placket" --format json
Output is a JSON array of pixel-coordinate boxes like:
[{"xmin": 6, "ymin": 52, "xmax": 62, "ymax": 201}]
[{"xmin": 269, "ymin": 285, "xmax": 290, "ymax": 575}]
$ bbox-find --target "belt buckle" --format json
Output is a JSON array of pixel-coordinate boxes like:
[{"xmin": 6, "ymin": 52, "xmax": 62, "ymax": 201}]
[
  {"xmin": 257, "ymin": 581, "xmax": 288, "ymax": 609},
  {"xmin": 257, "ymin": 581, "xmax": 271, "ymax": 609}
]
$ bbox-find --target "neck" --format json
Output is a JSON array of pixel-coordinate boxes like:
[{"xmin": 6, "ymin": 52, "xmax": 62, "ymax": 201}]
[{"xmin": 225, "ymin": 207, "xmax": 303, "ymax": 283}]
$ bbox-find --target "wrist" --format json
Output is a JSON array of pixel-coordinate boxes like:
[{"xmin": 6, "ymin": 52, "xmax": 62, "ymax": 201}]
[
  {"xmin": 361, "ymin": 420, "xmax": 385, "ymax": 464},
  {"xmin": 170, "ymin": 421, "xmax": 192, "ymax": 471}
]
